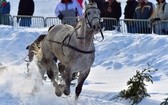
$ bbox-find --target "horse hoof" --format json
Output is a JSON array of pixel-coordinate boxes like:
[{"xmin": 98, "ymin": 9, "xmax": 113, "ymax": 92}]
[
  {"xmin": 64, "ymin": 91, "xmax": 70, "ymax": 96},
  {"xmin": 55, "ymin": 92, "xmax": 62, "ymax": 97},
  {"xmin": 64, "ymin": 89, "xmax": 70, "ymax": 96}
]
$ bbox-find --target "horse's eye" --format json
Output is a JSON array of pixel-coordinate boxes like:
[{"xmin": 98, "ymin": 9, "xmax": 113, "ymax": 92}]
[
  {"xmin": 96, "ymin": 10, "xmax": 100, "ymax": 14},
  {"xmin": 87, "ymin": 12, "xmax": 90, "ymax": 15},
  {"xmin": 98, "ymin": 11, "xmax": 101, "ymax": 14}
]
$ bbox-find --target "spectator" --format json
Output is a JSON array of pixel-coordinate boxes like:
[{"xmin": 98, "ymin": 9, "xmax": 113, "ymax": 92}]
[
  {"xmin": 133, "ymin": 0, "xmax": 154, "ymax": 34},
  {"xmin": 102, "ymin": 0, "xmax": 121, "ymax": 31},
  {"xmin": 94, "ymin": 0, "xmax": 105, "ymax": 17},
  {"xmin": 0, "ymin": 0, "xmax": 10, "ymax": 25},
  {"xmin": 17, "ymin": 0, "xmax": 35, "ymax": 27},
  {"xmin": 76, "ymin": 0, "xmax": 83, "ymax": 8},
  {"xmin": 150, "ymin": 0, "xmax": 168, "ymax": 35},
  {"xmin": 124, "ymin": 0, "xmax": 138, "ymax": 33},
  {"xmin": 55, "ymin": 0, "xmax": 83, "ymax": 26}
]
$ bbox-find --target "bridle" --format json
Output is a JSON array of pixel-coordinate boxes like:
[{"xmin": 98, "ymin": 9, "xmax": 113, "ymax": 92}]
[
  {"xmin": 47, "ymin": 3, "xmax": 104, "ymax": 54},
  {"xmin": 84, "ymin": 6, "xmax": 101, "ymax": 29},
  {"xmin": 84, "ymin": 5, "xmax": 104, "ymax": 41}
]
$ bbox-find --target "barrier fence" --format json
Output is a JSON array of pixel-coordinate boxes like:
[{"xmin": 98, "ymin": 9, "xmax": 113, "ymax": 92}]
[
  {"xmin": 13, "ymin": 15, "xmax": 45, "ymax": 28},
  {"xmin": 0, "ymin": 15, "xmax": 168, "ymax": 35},
  {"xmin": 0, "ymin": 14, "xmax": 13, "ymax": 25},
  {"xmin": 45, "ymin": 17, "xmax": 61, "ymax": 27}
]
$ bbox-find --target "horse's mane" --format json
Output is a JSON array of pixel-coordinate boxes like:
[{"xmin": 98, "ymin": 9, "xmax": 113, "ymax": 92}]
[{"xmin": 72, "ymin": 17, "xmax": 84, "ymax": 30}]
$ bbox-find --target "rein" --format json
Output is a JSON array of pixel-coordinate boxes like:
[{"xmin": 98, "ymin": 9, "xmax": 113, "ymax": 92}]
[
  {"xmin": 47, "ymin": 24, "xmax": 95, "ymax": 55},
  {"xmin": 47, "ymin": 39, "xmax": 95, "ymax": 54}
]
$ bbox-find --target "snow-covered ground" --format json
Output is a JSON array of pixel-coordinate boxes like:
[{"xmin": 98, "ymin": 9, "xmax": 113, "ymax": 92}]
[
  {"xmin": 1, "ymin": 25, "xmax": 168, "ymax": 105},
  {"xmin": 0, "ymin": 0, "xmax": 167, "ymax": 105}
]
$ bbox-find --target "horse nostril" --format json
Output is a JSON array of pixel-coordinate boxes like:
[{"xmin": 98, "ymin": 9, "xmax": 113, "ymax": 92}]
[
  {"xmin": 55, "ymin": 92, "xmax": 62, "ymax": 97},
  {"xmin": 93, "ymin": 25, "xmax": 101, "ymax": 30},
  {"xmin": 97, "ymin": 25, "xmax": 101, "ymax": 29},
  {"xmin": 93, "ymin": 25, "xmax": 96, "ymax": 29}
]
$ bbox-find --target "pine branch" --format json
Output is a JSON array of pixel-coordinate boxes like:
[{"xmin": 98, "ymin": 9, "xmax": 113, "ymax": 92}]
[{"xmin": 119, "ymin": 68, "xmax": 155, "ymax": 105}]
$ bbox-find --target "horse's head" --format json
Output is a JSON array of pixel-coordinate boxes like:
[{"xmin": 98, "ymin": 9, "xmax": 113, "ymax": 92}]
[
  {"xmin": 84, "ymin": 0, "xmax": 101, "ymax": 31},
  {"xmin": 26, "ymin": 34, "xmax": 46, "ymax": 62},
  {"xmin": 26, "ymin": 43, "xmax": 39, "ymax": 63}
]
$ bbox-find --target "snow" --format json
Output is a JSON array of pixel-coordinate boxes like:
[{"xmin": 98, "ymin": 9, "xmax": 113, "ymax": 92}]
[{"xmin": 0, "ymin": 0, "xmax": 168, "ymax": 105}]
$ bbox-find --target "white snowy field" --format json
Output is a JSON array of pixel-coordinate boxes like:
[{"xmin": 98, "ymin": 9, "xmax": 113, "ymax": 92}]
[
  {"xmin": 0, "ymin": 25, "xmax": 168, "ymax": 105},
  {"xmin": 0, "ymin": 0, "xmax": 168, "ymax": 105}
]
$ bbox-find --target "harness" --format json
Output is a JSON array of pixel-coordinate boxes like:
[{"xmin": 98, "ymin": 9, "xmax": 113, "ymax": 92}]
[
  {"xmin": 47, "ymin": 24, "xmax": 95, "ymax": 55},
  {"xmin": 46, "ymin": 5, "xmax": 104, "ymax": 55},
  {"xmin": 47, "ymin": 39, "xmax": 95, "ymax": 54}
]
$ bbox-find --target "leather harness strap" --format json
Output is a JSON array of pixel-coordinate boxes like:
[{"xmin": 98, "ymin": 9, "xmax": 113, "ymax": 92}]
[{"xmin": 47, "ymin": 39, "xmax": 95, "ymax": 54}]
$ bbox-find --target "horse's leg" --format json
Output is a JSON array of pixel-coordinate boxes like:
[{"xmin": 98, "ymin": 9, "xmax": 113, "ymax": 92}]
[
  {"xmin": 40, "ymin": 56, "xmax": 52, "ymax": 79},
  {"xmin": 41, "ymin": 41, "xmax": 65, "ymax": 96},
  {"xmin": 41, "ymin": 57, "xmax": 63, "ymax": 96},
  {"xmin": 49, "ymin": 59, "xmax": 67, "ymax": 96},
  {"xmin": 47, "ymin": 67, "xmax": 54, "ymax": 80},
  {"xmin": 58, "ymin": 62, "xmax": 65, "ymax": 74},
  {"xmin": 75, "ymin": 69, "xmax": 90, "ymax": 99},
  {"xmin": 40, "ymin": 46, "xmax": 58, "ymax": 81},
  {"xmin": 37, "ymin": 62, "xmax": 47, "ymax": 80},
  {"xmin": 61, "ymin": 67, "xmax": 72, "ymax": 96}
]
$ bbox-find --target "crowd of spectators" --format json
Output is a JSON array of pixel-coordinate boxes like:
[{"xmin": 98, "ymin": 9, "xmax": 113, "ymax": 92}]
[
  {"xmin": 0, "ymin": 0, "xmax": 167, "ymax": 34},
  {"xmin": 55, "ymin": 0, "xmax": 168, "ymax": 34}
]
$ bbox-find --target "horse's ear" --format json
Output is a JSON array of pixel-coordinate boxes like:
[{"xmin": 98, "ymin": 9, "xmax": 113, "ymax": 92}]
[
  {"xmin": 89, "ymin": 0, "xmax": 95, "ymax": 3},
  {"xmin": 26, "ymin": 45, "xmax": 30, "ymax": 50},
  {"xmin": 48, "ymin": 25, "xmax": 55, "ymax": 32},
  {"xmin": 84, "ymin": 1, "xmax": 88, "ymax": 6}
]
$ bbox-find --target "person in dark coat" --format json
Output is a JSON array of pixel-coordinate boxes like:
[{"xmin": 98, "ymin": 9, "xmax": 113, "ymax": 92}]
[
  {"xmin": 124, "ymin": 0, "xmax": 138, "ymax": 33},
  {"xmin": 133, "ymin": 0, "xmax": 154, "ymax": 34},
  {"xmin": 102, "ymin": 0, "xmax": 121, "ymax": 31},
  {"xmin": 17, "ymin": 0, "xmax": 34, "ymax": 27},
  {"xmin": 0, "ymin": 0, "xmax": 11, "ymax": 25},
  {"xmin": 94, "ymin": 0, "xmax": 105, "ymax": 17}
]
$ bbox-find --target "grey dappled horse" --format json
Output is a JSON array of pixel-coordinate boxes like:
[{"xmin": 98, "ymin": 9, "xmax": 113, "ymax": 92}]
[{"xmin": 39, "ymin": 0, "xmax": 102, "ymax": 99}]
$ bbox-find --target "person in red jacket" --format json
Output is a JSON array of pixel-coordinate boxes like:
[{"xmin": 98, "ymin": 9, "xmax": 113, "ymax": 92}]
[{"xmin": 77, "ymin": 0, "xmax": 83, "ymax": 8}]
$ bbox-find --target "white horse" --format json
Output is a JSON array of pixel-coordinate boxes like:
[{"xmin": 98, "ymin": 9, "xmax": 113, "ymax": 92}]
[{"xmin": 38, "ymin": 0, "xmax": 103, "ymax": 99}]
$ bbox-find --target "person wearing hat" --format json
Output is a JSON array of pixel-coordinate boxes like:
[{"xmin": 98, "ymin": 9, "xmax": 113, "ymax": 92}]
[
  {"xmin": 0, "ymin": 0, "xmax": 10, "ymax": 25},
  {"xmin": 55, "ymin": 0, "xmax": 83, "ymax": 26},
  {"xmin": 150, "ymin": 0, "xmax": 168, "ymax": 34},
  {"xmin": 76, "ymin": 0, "xmax": 83, "ymax": 8},
  {"xmin": 94, "ymin": 0, "xmax": 105, "ymax": 17}
]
